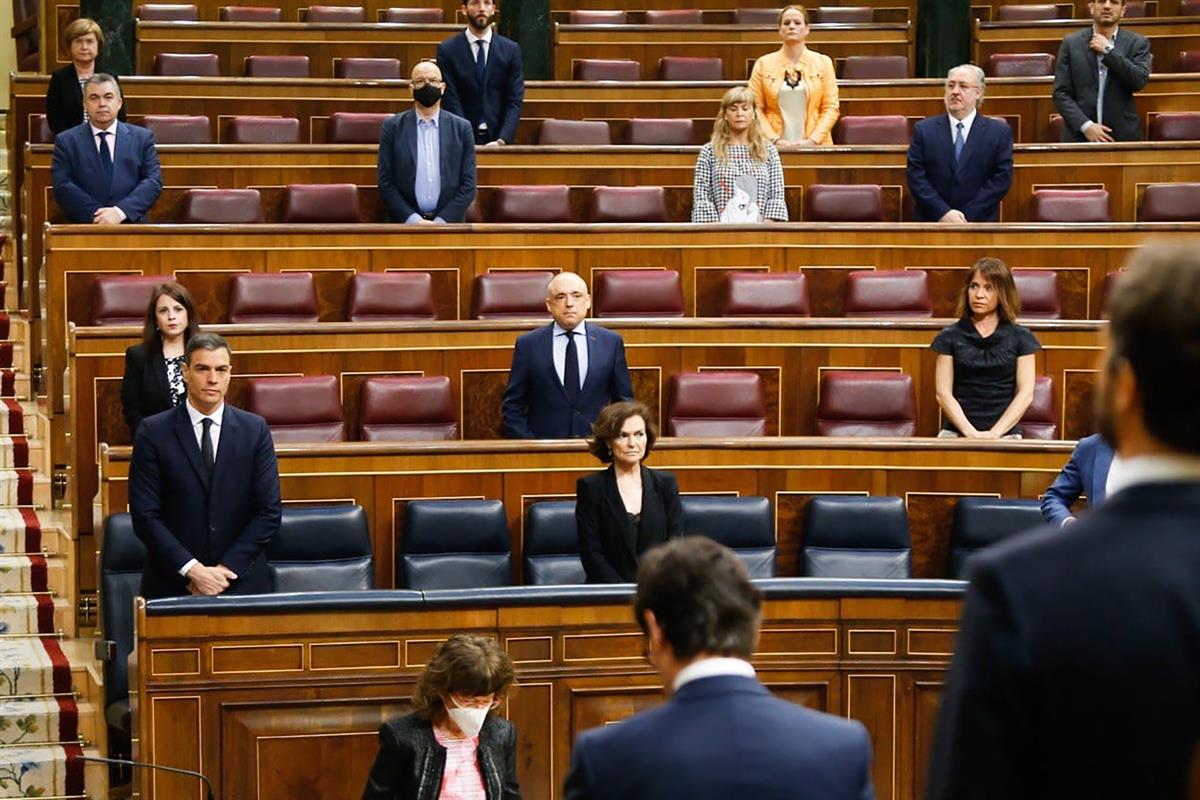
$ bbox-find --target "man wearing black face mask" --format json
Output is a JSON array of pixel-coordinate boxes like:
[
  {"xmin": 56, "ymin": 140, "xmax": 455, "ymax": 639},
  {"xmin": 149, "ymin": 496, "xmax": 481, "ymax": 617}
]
[{"xmin": 377, "ymin": 60, "xmax": 478, "ymax": 224}]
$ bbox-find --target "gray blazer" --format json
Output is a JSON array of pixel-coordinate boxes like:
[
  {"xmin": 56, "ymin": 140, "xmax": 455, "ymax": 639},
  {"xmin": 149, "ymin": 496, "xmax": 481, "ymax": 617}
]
[{"xmin": 1052, "ymin": 26, "xmax": 1151, "ymax": 142}]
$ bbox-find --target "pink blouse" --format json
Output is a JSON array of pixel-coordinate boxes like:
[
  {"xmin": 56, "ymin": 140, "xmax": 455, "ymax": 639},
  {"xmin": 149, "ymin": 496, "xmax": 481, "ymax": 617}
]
[{"xmin": 433, "ymin": 725, "xmax": 487, "ymax": 799}]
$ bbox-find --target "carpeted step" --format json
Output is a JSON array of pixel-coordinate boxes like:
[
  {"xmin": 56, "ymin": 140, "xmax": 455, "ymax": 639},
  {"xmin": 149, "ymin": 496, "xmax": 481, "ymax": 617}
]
[
  {"xmin": 0, "ymin": 696, "xmax": 79, "ymax": 746},
  {"xmin": 0, "ymin": 509, "xmax": 45, "ymax": 556},
  {"xmin": 0, "ymin": 401, "xmax": 21, "ymax": 435},
  {"xmin": 0, "ymin": 471, "xmax": 33, "ymax": 507},
  {"xmin": 0, "ymin": 743, "xmax": 84, "ymax": 798},
  {"xmin": 0, "ymin": 637, "xmax": 72, "ymax": 697},
  {"xmin": 0, "ymin": 595, "xmax": 63, "ymax": 635},
  {"xmin": 0, "ymin": 555, "xmax": 52, "ymax": 593}
]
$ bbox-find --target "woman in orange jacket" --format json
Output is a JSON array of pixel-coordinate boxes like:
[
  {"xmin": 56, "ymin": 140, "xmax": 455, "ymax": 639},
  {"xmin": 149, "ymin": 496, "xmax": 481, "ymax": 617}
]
[{"xmin": 747, "ymin": 5, "xmax": 840, "ymax": 147}]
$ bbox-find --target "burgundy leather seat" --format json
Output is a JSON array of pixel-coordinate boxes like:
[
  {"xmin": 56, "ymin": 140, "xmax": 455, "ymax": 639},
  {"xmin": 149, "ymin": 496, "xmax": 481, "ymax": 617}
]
[
  {"xmin": 593, "ymin": 270, "xmax": 684, "ymax": 317},
  {"xmin": 246, "ymin": 376, "xmax": 346, "ymax": 443},
  {"xmin": 644, "ymin": 8, "xmax": 702, "ymax": 23},
  {"xmin": 327, "ymin": 112, "xmax": 390, "ymax": 143},
  {"xmin": 30, "ymin": 115, "xmax": 53, "ymax": 144},
  {"xmin": 840, "ymin": 55, "xmax": 909, "ymax": 79},
  {"xmin": 470, "ymin": 271, "xmax": 555, "ymax": 319},
  {"xmin": 219, "ymin": 6, "xmax": 283, "ymax": 20},
  {"xmin": 305, "ymin": 4, "xmax": 365, "ymax": 20},
  {"xmin": 1183, "ymin": 0, "xmax": 1200, "ymax": 13},
  {"xmin": 334, "ymin": 57, "xmax": 402, "ymax": 78},
  {"xmin": 91, "ymin": 276, "xmax": 165, "ymax": 326},
  {"xmin": 625, "ymin": 117, "xmax": 694, "ymax": 144},
  {"xmin": 833, "ymin": 115, "xmax": 909, "ymax": 144},
  {"xmin": 180, "ymin": 188, "xmax": 264, "ymax": 223},
  {"xmin": 137, "ymin": 3, "xmax": 198, "ymax": 19},
  {"xmin": 812, "ymin": 6, "xmax": 872, "ymax": 22},
  {"xmin": 994, "ymin": 4, "xmax": 1062, "ymax": 20},
  {"xmin": 732, "ymin": 7, "xmax": 778, "ymax": 23},
  {"xmin": 227, "ymin": 272, "xmax": 320, "ymax": 323},
  {"xmin": 719, "ymin": 272, "xmax": 810, "ymax": 316},
  {"xmin": 359, "ymin": 376, "xmax": 457, "ymax": 441},
  {"xmin": 492, "ymin": 185, "xmax": 572, "ymax": 223},
  {"xmin": 843, "ymin": 270, "xmax": 933, "ymax": 317},
  {"xmin": 816, "ymin": 370, "xmax": 916, "ymax": 436},
  {"xmin": 538, "ymin": 119, "xmax": 612, "ymax": 145},
  {"xmin": 590, "ymin": 186, "xmax": 668, "ymax": 222},
  {"xmin": 572, "ymin": 58, "xmax": 641, "ymax": 81},
  {"xmin": 1148, "ymin": 112, "xmax": 1200, "ymax": 140},
  {"xmin": 380, "ymin": 6, "xmax": 441, "ymax": 21},
  {"xmin": 346, "ymin": 272, "xmax": 437, "ymax": 320},
  {"xmin": 152, "ymin": 53, "xmax": 220, "ymax": 76},
  {"xmin": 1019, "ymin": 375, "xmax": 1059, "ymax": 439},
  {"xmin": 143, "ymin": 115, "xmax": 212, "ymax": 144},
  {"xmin": 226, "ymin": 115, "xmax": 302, "ymax": 143},
  {"xmin": 1012, "ymin": 269, "xmax": 1061, "ymax": 319},
  {"xmin": 1181, "ymin": 50, "xmax": 1200, "ymax": 71},
  {"xmin": 568, "ymin": 10, "xmax": 626, "ymax": 23},
  {"xmin": 1122, "ymin": 0, "xmax": 1149, "ymax": 16},
  {"xmin": 244, "ymin": 54, "xmax": 310, "ymax": 77},
  {"xmin": 281, "ymin": 184, "xmax": 362, "ymax": 222},
  {"xmin": 1139, "ymin": 183, "xmax": 1200, "ymax": 221},
  {"xmin": 805, "ymin": 184, "xmax": 885, "ymax": 222},
  {"xmin": 667, "ymin": 372, "xmax": 767, "ymax": 436},
  {"xmin": 1048, "ymin": 113, "xmax": 1065, "ymax": 141},
  {"xmin": 657, "ymin": 56, "xmax": 723, "ymax": 80},
  {"xmin": 1029, "ymin": 189, "xmax": 1111, "ymax": 222},
  {"xmin": 987, "ymin": 52, "xmax": 1056, "ymax": 77}
]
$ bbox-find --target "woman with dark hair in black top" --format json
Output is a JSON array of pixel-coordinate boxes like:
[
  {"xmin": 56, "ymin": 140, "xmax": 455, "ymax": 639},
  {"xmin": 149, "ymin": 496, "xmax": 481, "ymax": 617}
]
[
  {"xmin": 933, "ymin": 257, "xmax": 1041, "ymax": 438},
  {"xmin": 120, "ymin": 282, "xmax": 199, "ymax": 435}
]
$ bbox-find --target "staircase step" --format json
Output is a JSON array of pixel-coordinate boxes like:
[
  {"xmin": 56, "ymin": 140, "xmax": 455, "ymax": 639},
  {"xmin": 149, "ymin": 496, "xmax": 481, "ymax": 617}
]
[
  {"xmin": 0, "ymin": 596, "xmax": 71, "ymax": 635},
  {"xmin": 0, "ymin": 743, "xmax": 86, "ymax": 797},
  {"xmin": 0, "ymin": 510, "xmax": 70, "ymax": 558},
  {"xmin": 0, "ymin": 697, "xmax": 80, "ymax": 746},
  {"xmin": 0, "ymin": 637, "xmax": 72, "ymax": 698},
  {"xmin": 0, "ymin": 556, "xmax": 67, "ymax": 598}
]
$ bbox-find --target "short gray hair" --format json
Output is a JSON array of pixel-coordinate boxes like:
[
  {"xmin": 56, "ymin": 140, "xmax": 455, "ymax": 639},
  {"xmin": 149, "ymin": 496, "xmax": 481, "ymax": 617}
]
[
  {"xmin": 83, "ymin": 72, "xmax": 122, "ymax": 101},
  {"xmin": 947, "ymin": 63, "xmax": 986, "ymax": 107}
]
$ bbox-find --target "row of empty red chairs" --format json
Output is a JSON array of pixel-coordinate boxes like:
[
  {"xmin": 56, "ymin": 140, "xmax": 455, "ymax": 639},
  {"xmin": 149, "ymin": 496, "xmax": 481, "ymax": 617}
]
[
  {"xmin": 235, "ymin": 368, "xmax": 1062, "ymax": 443},
  {"xmin": 90, "ymin": 267, "xmax": 1088, "ymax": 324},
  {"xmin": 148, "ymin": 52, "xmax": 406, "ymax": 77},
  {"xmin": 136, "ymin": 2, "xmax": 446, "ymax": 21}
]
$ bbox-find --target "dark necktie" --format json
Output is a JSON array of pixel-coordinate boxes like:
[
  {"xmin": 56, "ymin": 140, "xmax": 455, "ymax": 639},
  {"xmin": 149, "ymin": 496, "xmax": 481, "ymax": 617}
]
[
  {"xmin": 201, "ymin": 417, "xmax": 215, "ymax": 478},
  {"xmin": 563, "ymin": 330, "xmax": 580, "ymax": 405},
  {"xmin": 954, "ymin": 121, "xmax": 965, "ymax": 164},
  {"xmin": 475, "ymin": 39, "xmax": 486, "ymax": 85},
  {"xmin": 96, "ymin": 130, "xmax": 113, "ymax": 179}
]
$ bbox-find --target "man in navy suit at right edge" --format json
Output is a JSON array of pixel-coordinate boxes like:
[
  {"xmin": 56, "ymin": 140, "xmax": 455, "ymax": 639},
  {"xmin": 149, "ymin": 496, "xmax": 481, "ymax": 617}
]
[
  {"xmin": 564, "ymin": 537, "xmax": 875, "ymax": 800},
  {"xmin": 906, "ymin": 64, "xmax": 1013, "ymax": 223},
  {"xmin": 926, "ymin": 245, "xmax": 1200, "ymax": 800}
]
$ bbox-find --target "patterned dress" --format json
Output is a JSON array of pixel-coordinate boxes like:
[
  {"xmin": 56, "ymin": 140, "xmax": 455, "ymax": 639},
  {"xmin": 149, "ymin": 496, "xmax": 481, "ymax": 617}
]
[
  {"xmin": 165, "ymin": 354, "xmax": 187, "ymax": 406},
  {"xmin": 691, "ymin": 142, "xmax": 789, "ymax": 223}
]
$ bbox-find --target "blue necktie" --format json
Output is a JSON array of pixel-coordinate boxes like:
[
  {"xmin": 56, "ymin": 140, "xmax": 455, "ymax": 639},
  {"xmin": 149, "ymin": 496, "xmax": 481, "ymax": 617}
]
[
  {"xmin": 563, "ymin": 330, "xmax": 580, "ymax": 405},
  {"xmin": 96, "ymin": 130, "xmax": 113, "ymax": 179},
  {"xmin": 954, "ymin": 121, "xmax": 965, "ymax": 164},
  {"xmin": 474, "ymin": 39, "xmax": 486, "ymax": 85}
]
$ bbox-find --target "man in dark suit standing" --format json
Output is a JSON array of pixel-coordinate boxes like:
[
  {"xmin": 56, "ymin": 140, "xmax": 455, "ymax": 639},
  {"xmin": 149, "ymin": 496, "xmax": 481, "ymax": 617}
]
[
  {"xmin": 436, "ymin": 0, "xmax": 524, "ymax": 146},
  {"xmin": 907, "ymin": 64, "xmax": 1013, "ymax": 223},
  {"xmin": 377, "ymin": 60, "xmax": 477, "ymax": 223},
  {"xmin": 51, "ymin": 73, "xmax": 162, "ymax": 224},
  {"xmin": 129, "ymin": 333, "xmax": 282, "ymax": 599},
  {"xmin": 926, "ymin": 245, "xmax": 1200, "ymax": 800},
  {"xmin": 1040, "ymin": 432, "xmax": 1115, "ymax": 526},
  {"xmin": 501, "ymin": 272, "xmax": 634, "ymax": 438},
  {"xmin": 1052, "ymin": 0, "xmax": 1151, "ymax": 143},
  {"xmin": 564, "ymin": 537, "xmax": 875, "ymax": 800}
]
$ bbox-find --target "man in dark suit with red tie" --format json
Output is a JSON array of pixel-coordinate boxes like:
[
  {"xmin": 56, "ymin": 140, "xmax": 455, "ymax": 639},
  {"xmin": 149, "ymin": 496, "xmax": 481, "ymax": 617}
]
[
  {"xmin": 129, "ymin": 333, "xmax": 281, "ymax": 599},
  {"xmin": 501, "ymin": 272, "xmax": 634, "ymax": 439},
  {"xmin": 436, "ymin": 0, "xmax": 524, "ymax": 146}
]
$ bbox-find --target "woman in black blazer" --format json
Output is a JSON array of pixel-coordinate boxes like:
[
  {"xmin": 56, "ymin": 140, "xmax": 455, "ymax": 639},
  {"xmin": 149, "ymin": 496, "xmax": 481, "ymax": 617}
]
[
  {"xmin": 121, "ymin": 282, "xmax": 198, "ymax": 436},
  {"xmin": 45, "ymin": 18, "xmax": 126, "ymax": 135},
  {"xmin": 576, "ymin": 401, "xmax": 684, "ymax": 583}
]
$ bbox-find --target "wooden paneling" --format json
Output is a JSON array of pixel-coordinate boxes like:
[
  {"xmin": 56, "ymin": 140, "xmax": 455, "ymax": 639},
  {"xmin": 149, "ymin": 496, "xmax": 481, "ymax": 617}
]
[
  {"xmin": 134, "ymin": 588, "xmax": 963, "ymax": 800},
  {"xmin": 974, "ymin": 16, "xmax": 1200, "ymax": 72}
]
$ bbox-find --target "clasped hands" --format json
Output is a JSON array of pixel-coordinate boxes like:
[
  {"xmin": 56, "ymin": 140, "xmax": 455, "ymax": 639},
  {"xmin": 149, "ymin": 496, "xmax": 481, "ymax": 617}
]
[
  {"xmin": 186, "ymin": 562, "xmax": 239, "ymax": 596},
  {"xmin": 92, "ymin": 207, "xmax": 124, "ymax": 225},
  {"xmin": 939, "ymin": 209, "xmax": 968, "ymax": 224}
]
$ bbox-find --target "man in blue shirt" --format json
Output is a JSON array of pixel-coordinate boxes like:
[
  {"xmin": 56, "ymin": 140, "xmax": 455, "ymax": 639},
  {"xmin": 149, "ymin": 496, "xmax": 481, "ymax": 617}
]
[{"xmin": 377, "ymin": 61, "xmax": 477, "ymax": 223}]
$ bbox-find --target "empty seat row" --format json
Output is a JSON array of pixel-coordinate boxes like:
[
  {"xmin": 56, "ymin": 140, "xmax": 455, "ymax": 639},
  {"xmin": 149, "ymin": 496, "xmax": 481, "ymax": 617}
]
[
  {"xmin": 572, "ymin": 54, "xmax": 910, "ymax": 82},
  {"xmin": 150, "ymin": 52, "xmax": 404, "ymax": 77},
  {"xmin": 138, "ymin": 3, "xmax": 444, "ymax": 21},
  {"xmin": 566, "ymin": 6, "xmax": 883, "ymax": 24},
  {"xmin": 989, "ymin": 0, "xmax": 1174, "ymax": 19}
]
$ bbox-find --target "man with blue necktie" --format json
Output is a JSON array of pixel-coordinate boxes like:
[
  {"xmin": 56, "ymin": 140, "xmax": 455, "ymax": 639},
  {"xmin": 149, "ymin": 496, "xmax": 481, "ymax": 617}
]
[
  {"xmin": 906, "ymin": 64, "xmax": 1013, "ymax": 223},
  {"xmin": 436, "ymin": 0, "xmax": 524, "ymax": 146},
  {"xmin": 377, "ymin": 61, "xmax": 477, "ymax": 223},
  {"xmin": 51, "ymin": 73, "xmax": 162, "ymax": 224}
]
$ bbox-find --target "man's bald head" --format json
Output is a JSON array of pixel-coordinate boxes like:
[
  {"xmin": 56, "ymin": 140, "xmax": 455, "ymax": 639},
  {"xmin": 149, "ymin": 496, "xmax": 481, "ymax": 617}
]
[
  {"xmin": 546, "ymin": 272, "xmax": 591, "ymax": 330},
  {"xmin": 411, "ymin": 60, "xmax": 443, "ymax": 83}
]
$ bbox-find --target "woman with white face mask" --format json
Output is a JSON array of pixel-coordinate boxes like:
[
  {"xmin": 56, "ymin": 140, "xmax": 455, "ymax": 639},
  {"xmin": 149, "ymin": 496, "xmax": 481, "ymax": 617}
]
[{"xmin": 362, "ymin": 634, "xmax": 521, "ymax": 799}]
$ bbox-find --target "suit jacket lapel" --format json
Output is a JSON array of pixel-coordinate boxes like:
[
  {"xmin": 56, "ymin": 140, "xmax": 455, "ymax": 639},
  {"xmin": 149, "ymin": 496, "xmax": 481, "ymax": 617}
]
[
  {"xmin": 603, "ymin": 466, "xmax": 639, "ymax": 563},
  {"xmin": 403, "ymin": 112, "xmax": 418, "ymax": 167},
  {"xmin": 211, "ymin": 406, "xmax": 240, "ymax": 494},
  {"xmin": 148, "ymin": 345, "xmax": 171, "ymax": 406},
  {"xmin": 955, "ymin": 117, "xmax": 984, "ymax": 175},
  {"xmin": 544, "ymin": 324, "xmax": 570, "ymax": 402},
  {"xmin": 173, "ymin": 403, "xmax": 211, "ymax": 493},
  {"xmin": 1092, "ymin": 446, "xmax": 1113, "ymax": 506},
  {"xmin": 577, "ymin": 325, "xmax": 599, "ymax": 398}
]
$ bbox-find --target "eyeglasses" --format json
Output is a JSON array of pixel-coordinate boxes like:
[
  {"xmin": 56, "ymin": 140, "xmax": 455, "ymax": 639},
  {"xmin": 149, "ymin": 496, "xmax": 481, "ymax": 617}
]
[
  {"xmin": 551, "ymin": 292, "xmax": 587, "ymax": 304},
  {"xmin": 412, "ymin": 78, "xmax": 444, "ymax": 88},
  {"xmin": 945, "ymin": 81, "xmax": 980, "ymax": 91}
]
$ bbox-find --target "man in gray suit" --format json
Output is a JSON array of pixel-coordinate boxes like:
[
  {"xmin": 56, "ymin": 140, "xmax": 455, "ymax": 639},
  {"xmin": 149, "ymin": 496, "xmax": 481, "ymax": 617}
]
[{"xmin": 1052, "ymin": 0, "xmax": 1151, "ymax": 142}]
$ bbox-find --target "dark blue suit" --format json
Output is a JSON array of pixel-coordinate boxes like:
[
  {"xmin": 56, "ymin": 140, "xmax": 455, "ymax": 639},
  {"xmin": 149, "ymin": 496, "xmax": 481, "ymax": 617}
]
[
  {"xmin": 926, "ymin": 480, "xmax": 1200, "ymax": 800},
  {"xmin": 51, "ymin": 121, "xmax": 162, "ymax": 223},
  {"xmin": 377, "ymin": 108, "xmax": 477, "ymax": 223},
  {"xmin": 564, "ymin": 674, "xmax": 875, "ymax": 800},
  {"xmin": 501, "ymin": 322, "xmax": 633, "ymax": 439},
  {"xmin": 437, "ymin": 30, "xmax": 524, "ymax": 145},
  {"xmin": 129, "ymin": 403, "xmax": 282, "ymax": 599},
  {"xmin": 906, "ymin": 114, "xmax": 1013, "ymax": 222},
  {"xmin": 1040, "ymin": 433, "xmax": 1114, "ymax": 525}
]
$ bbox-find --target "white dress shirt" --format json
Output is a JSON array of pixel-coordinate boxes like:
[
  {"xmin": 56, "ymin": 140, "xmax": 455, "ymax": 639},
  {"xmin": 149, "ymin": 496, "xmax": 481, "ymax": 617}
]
[
  {"xmin": 1103, "ymin": 452, "xmax": 1200, "ymax": 500},
  {"xmin": 551, "ymin": 319, "xmax": 588, "ymax": 390},
  {"xmin": 672, "ymin": 656, "xmax": 757, "ymax": 692},
  {"xmin": 947, "ymin": 109, "xmax": 977, "ymax": 144},
  {"xmin": 177, "ymin": 399, "xmax": 225, "ymax": 577}
]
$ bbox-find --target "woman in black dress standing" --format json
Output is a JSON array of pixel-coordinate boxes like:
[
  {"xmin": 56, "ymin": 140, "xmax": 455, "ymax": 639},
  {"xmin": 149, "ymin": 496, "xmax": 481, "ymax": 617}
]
[
  {"xmin": 120, "ymin": 282, "xmax": 198, "ymax": 436},
  {"xmin": 45, "ymin": 18, "xmax": 126, "ymax": 135}
]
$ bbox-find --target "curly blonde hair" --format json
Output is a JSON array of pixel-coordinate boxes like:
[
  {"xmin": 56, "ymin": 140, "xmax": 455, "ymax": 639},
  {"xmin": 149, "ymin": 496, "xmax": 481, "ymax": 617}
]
[
  {"xmin": 412, "ymin": 634, "xmax": 516, "ymax": 721},
  {"xmin": 709, "ymin": 85, "xmax": 771, "ymax": 163}
]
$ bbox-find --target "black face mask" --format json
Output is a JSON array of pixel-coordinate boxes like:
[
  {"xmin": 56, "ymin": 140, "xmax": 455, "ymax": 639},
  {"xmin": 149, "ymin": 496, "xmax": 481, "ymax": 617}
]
[{"xmin": 413, "ymin": 84, "xmax": 442, "ymax": 108}]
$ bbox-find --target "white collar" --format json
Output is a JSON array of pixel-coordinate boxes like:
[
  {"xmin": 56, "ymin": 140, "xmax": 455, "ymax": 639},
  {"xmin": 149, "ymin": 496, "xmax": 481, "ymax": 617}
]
[
  {"xmin": 90, "ymin": 120, "xmax": 118, "ymax": 137},
  {"xmin": 552, "ymin": 319, "xmax": 586, "ymax": 338},
  {"xmin": 673, "ymin": 657, "xmax": 756, "ymax": 692},
  {"xmin": 185, "ymin": 399, "xmax": 225, "ymax": 426},
  {"xmin": 1093, "ymin": 25, "xmax": 1118, "ymax": 41},
  {"xmin": 415, "ymin": 108, "xmax": 441, "ymax": 125},
  {"xmin": 466, "ymin": 26, "xmax": 494, "ymax": 44},
  {"xmin": 1104, "ymin": 453, "xmax": 1200, "ymax": 499},
  {"xmin": 948, "ymin": 109, "xmax": 977, "ymax": 134}
]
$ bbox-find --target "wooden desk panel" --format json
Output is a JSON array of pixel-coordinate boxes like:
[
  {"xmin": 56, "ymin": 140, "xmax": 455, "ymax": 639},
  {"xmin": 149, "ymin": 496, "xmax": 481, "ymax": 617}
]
[
  {"xmin": 974, "ymin": 17, "xmax": 1200, "ymax": 72},
  {"xmin": 133, "ymin": 587, "xmax": 964, "ymax": 800},
  {"xmin": 552, "ymin": 22, "xmax": 913, "ymax": 80}
]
